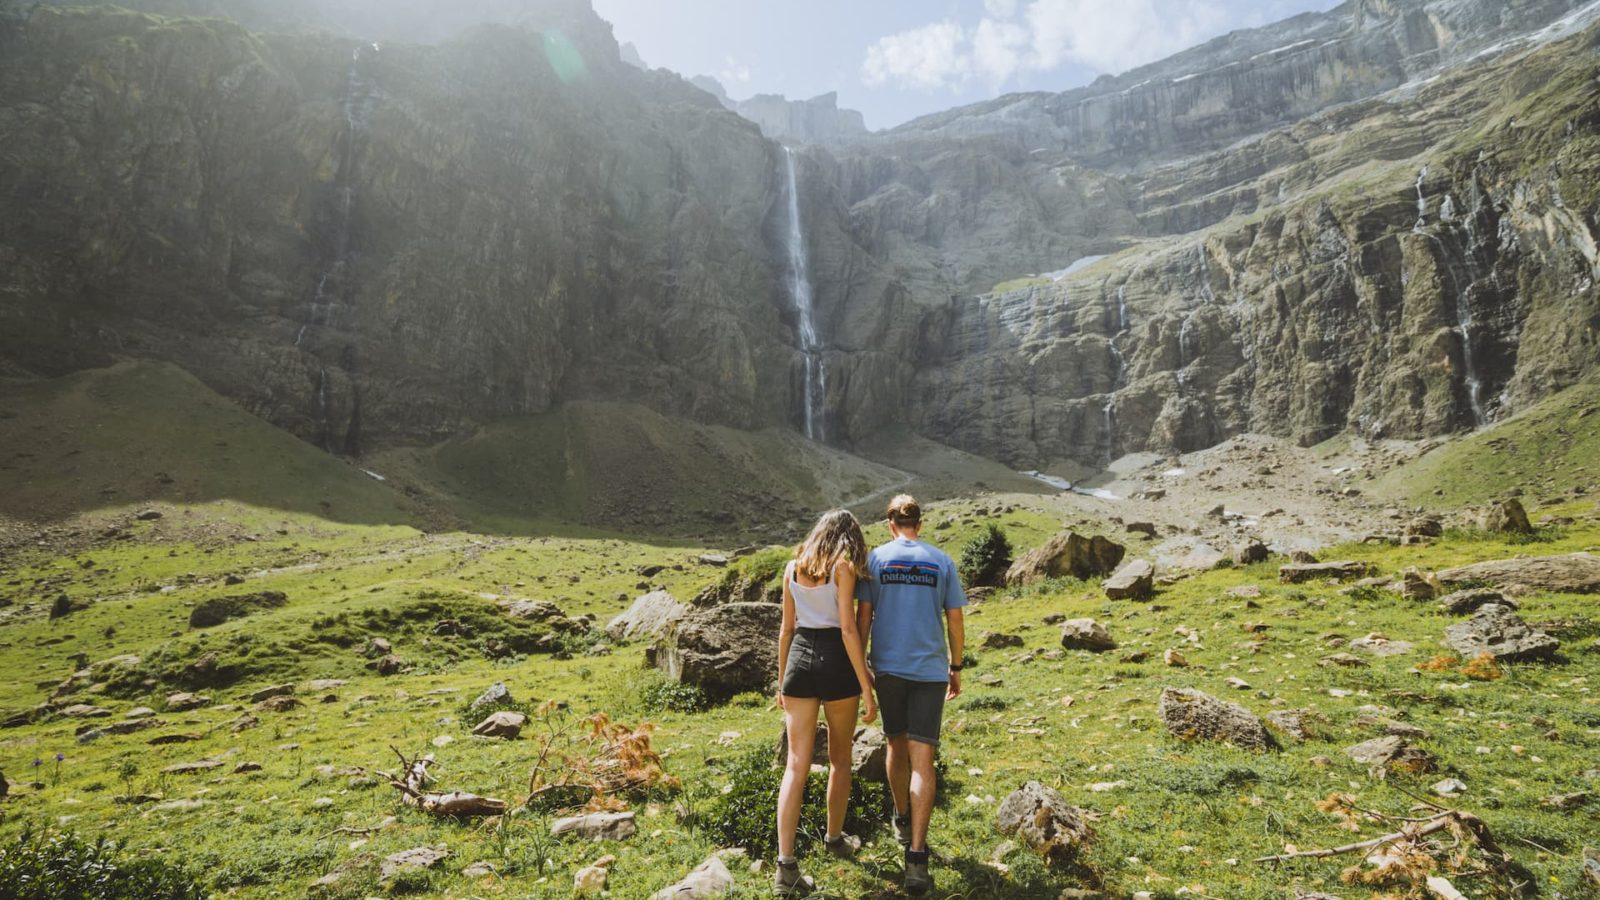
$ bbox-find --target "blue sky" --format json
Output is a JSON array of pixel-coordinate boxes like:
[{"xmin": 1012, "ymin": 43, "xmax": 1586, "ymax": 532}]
[{"xmin": 590, "ymin": 0, "xmax": 1342, "ymax": 130}]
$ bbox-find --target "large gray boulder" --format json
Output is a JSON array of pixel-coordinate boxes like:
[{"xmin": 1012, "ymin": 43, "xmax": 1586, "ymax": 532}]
[
  {"xmin": 1158, "ymin": 687, "xmax": 1276, "ymax": 751},
  {"xmin": 1444, "ymin": 604, "xmax": 1559, "ymax": 662},
  {"xmin": 1478, "ymin": 498, "xmax": 1532, "ymax": 534},
  {"xmin": 653, "ymin": 603, "xmax": 781, "ymax": 698},
  {"xmin": 1006, "ymin": 532, "xmax": 1125, "ymax": 585},
  {"xmin": 995, "ymin": 781, "xmax": 1094, "ymax": 867},
  {"xmin": 1103, "ymin": 560, "xmax": 1154, "ymax": 600},
  {"xmin": 607, "ymin": 591, "xmax": 687, "ymax": 642},
  {"xmin": 1438, "ymin": 553, "xmax": 1600, "ymax": 594}
]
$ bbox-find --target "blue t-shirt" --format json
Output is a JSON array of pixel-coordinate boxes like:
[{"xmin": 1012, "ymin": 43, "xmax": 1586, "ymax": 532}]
[{"xmin": 856, "ymin": 537, "xmax": 966, "ymax": 682}]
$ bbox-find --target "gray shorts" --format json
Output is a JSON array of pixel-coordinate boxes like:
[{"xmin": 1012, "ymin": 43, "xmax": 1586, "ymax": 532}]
[{"xmin": 874, "ymin": 673, "xmax": 947, "ymax": 746}]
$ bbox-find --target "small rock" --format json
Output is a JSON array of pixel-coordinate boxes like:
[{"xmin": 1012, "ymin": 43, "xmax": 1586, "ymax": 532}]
[
  {"xmin": 468, "ymin": 682, "xmax": 512, "ymax": 711},
  {"xmin": 1432, "ymin": 778, "xmax": 1467, "ymax": 797},
  {"xmin": 1162, "ymin": 648, "xmax": 1188, "ymax": 667},
  {"xmin": 363, "ymin": 637, "xmax": 392, "ymax": 659},
  {"xmin": 1437, "ymin": 588, "xmax": 1516, "ymax": 615},
  {"xmin": 1265, "ymin": 709, "xmax": 1317, "ymax": 742},
  {"xmin": 233, "ymin": 762, "xmax": 262, "ymax": 774},
  {"xmin": 1349, "ymin": 634, "xmax": 1414, "ymax": 657},
  {"xmin": 257, "ymin": 695, "xmax": 301, "ymax": 713},
  {"xmin": 574, "ymin": 864, "xmax": 608, "ymax": 894},
  {"xmin": 249, "ymin": 684, "xmax": 295, "ymax": 703},
  {"xmin": 650, "ymin": 854, "xmax": 733, "ymax": 899},
  {"xmin": 1279, "ymin": 561, "xmax": 1371, "ymax": 584},
  {"xmin": 551, "ymin": 811, "xmax": 636, "ymax": 842},
  {"xmin": 462, "ymin": 860, "xmax": 497, "ymax": 878},
  {"xmin": 1059, "ymin": 619, "xmax": 1116, "ymax": 652},
  {"xmin": 472, "ymin": 711, "xmax": 526, "ymax": 739},
  {"xmin": 1345, "ymin": 735, "xmax": 1436, "ymax": 774},
  {"xmin": 381, "ymin": 847, "xmax": 448, "ymax": 880},
  {"xmin": 981, "ymin": 630, "xmax": 1024, "ymax": 650},
  {"xmin": 164, "ymin": 692, "xmax": 209, "ymax": 712},
  {"xmin": 1542, "ymin": 791, "xmax": 1590, "ymax": 811},
  {"xmin": 373, "ymin": 654, "xmax": 408, "ymax": 676},
  {"xmin": 1233, "ymin": 540, "xmax": 1270, "ymax": 565}
]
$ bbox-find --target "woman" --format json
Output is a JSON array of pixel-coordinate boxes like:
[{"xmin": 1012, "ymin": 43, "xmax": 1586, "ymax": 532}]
[{"xmin": 773, "ymin": 509, "xmax": 877, "ymax": 895}]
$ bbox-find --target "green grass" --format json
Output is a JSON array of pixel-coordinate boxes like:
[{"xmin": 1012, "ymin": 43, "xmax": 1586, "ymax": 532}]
[
  {"xmin": 3, "ymin": 484, "xmax": 1597, "ymax": 897},
  {"xmin": 1374, "ymin": 374, "xmax": 1600, "ymax": 508}
]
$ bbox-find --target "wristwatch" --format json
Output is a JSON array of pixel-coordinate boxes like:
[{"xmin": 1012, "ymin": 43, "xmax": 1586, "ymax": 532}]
[{"xmin": 948, "ymin": 663, "xmax": 963, "ymax": 672}]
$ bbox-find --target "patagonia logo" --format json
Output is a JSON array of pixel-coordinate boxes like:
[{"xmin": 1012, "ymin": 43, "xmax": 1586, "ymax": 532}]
[{"xmin": 880, "ymin": 561, "xmax": 939, "ymax": 587}]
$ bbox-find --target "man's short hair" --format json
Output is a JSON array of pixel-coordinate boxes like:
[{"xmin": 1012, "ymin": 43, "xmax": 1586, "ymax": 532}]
[{"xmin": 886, "ymin": 494, "xmax": 921, "ymax": 527}]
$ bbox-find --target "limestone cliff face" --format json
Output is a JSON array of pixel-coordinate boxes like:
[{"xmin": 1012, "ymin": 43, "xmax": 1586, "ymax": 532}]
[
  {"xmin": 0, "ymin": 5, "xmax": 809, "ymax": 450},
  {"xmin": 2, "ymin": 0, "xmax": 1598, "ymax": 473}
]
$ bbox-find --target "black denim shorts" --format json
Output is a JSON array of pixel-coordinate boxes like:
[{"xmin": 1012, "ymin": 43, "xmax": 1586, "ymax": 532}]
[
  {"xmin": 875, "ymin": 673, "xmax": 947, "ymax": 746},
  {"xmin": 781, "ymin": 627, "xmax": 861, "ymax": 702}
]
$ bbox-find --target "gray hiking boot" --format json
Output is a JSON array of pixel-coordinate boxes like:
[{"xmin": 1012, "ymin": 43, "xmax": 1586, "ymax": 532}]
[
  {"xmin": 903, "ymin": 856, "xmax": 933, "ymax": 896},
  {"xmin": 773, "ymin": 859, "xmax": 804, "ymax": 896},
  {"xmin": 823, "ymin": 833, "xmax": 861, "ymax": 858},
  {"xmin": 893, "ymin": 814, "xmax": 912, "ymax": 847}
]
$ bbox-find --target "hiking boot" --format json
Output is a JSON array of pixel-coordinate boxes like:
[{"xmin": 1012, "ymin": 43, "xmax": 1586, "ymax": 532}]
[
  {"xmin": 823, "ymin": 833, "xmax": 861, "ymax": 858},
  {"xmin": 893, "ymin": 813, "xmax": 912, "ymax": 847},
  {"xmin": 773, "ymin": 859, "xmax": 804, "ymax": 896},
  {"xmin": 903, "ymin": 856, "xmax": 933, "ymax": 896}
]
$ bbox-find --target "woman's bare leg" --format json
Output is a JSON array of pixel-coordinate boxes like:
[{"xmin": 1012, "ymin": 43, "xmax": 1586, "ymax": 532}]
[
  {"xmin": 821, "ymin": 695, "xmax": 861, "ymax": 838},
  {"xmin": 777, "ymin": 695, "xmax": 821, "ymax": 858}
]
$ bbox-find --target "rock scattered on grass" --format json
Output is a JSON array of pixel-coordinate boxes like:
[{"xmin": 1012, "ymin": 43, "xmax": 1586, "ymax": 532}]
[
  {"xmin": 381, "ymin": 847, "xmax": 448, "ymax": 880},
  {"xmin": 995, "ymin": 781, "xmax": 1093, "ymax": 867},
  {"xmin": 1103, "ymin": 559, "xmax": 1154, "ymax": 600},
  {"xmin": 1006, "ymin": 532, "xmax": 1125, "ymax": 585},
  {"xmin": 1437, "ymin": 552, "xmax": 1600, "ymax": 594},
  {"xmin": 1279, "ymin": 561, "xmax": 1372, "ymax": 584},
  {"xmin": 1158, "ymin": 687, "xmax": 1276, "ymax": 751},
  {"xmin": 1345, "ymin": 735, "xmax": 1437, "ymax": 774},
  {"xmin": 607, "ymin": 591, "xmax": 687, "ymax": 642},
  {"xmin": 1059, "ymin": 618, "xmax": 1116, "ymax": 652},
  {"xmin": 472, "ymin": 711, "xmax": 526, "ymax": 739},
  {"xmin": 650, "ymin": 853, "xmax": 733, "ymax": 899},
  {"xmin": 551, "ymin": 811, "xmax": 636, "ymax": 842},
  {"xmin": 1444, "ymin": 604, "xmax": 1559, "ymax": 662}
]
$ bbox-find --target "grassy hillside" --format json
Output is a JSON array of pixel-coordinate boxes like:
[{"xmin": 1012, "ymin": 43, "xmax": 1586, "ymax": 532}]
[
  {"xmin": 0, "ymin": 362, "xmax": 426, "ymax": 527},
  {"xmin": 1, "ymin": 481, "xmax": 1596, "ymax": 897},
  {"xmin": 1373, "ymin": 375, "xmax": 1600, "ymax": 508}
]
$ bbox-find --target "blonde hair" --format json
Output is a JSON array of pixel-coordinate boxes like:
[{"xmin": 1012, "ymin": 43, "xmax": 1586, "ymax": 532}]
[
  {"xmin": 886, "ymin": 494, "xmax": 921, "ymax": 528},
  {"xmin": 794, "ymin": 509, "xmax": 869, "ymax": 582}
]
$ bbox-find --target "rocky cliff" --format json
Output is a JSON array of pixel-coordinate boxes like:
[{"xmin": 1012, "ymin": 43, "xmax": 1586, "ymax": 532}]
[
  {"xmin": 2, "ymin": 0, "xmax": 1598, "ymax": 476},
  {"xmin": 689, "ymin": 76, "xmax": 868, "ymax": 146}
]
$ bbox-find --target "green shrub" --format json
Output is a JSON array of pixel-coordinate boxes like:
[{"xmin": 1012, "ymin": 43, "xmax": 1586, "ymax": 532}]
[
  {"xmin": 696, "ymin": 747, "xmax": 884, "ymax": 856},
  {"xmin": 639, "ymin": 678, "xmax": 711, "ymax": 713},
  {"xmin": 958, "ymin": 525, "xmax": 1013, "ymax": 587},
  {"xmin": 0, "ymin": 828, "xmax": 205, "ymax": 899}
]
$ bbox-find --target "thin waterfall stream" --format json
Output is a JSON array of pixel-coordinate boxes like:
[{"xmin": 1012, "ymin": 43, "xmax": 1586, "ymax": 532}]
[{"xmin": 781, "ymin": 146, "xmax": 826, "ymax": 442}]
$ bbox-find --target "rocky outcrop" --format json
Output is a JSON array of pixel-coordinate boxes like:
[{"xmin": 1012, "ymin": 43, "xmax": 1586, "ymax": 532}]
[
  {"xmin": 693, "ymin": 77, "xmax": 868, "ymax": 146},
  {"xmin": 995, "ymin": 781, "xmax": 1094, "ymax": 867},
  {"xmin": 652, "ymin": 603, "xmax": 781, "ymax": 698},
  {"xmin": 1005, "ymin": 532, "xmax": 1125, "ymax": 585},
  {"xmin": 1438, "ymin": 553, "xmax": 1600, "ymax": 594},
  {"xmin": 1444, "ymin": 603, "xmax": 1560, "ymax": 661},
  {"xmin": 607, "ymin": 591, "xmax": 687, "ymax": 642}
]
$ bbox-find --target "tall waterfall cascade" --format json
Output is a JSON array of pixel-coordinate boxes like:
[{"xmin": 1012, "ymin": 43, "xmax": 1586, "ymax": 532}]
[{"xmin": 782, "ymin": 147, "xmax": 826, "ymax": 443}]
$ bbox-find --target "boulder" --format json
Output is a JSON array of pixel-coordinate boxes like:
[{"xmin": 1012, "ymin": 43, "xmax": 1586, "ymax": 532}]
[
  {"xmin": 1174, "ymin": 543, "xmax": 1226, "ymax": 571},
  {"xmin": 373, "ymin": 654, "xmax": 408, "ymax": 676},
  {"xmin": 472, "ymin": 711, "xmax": 526, "ymax": 739},
  {"xmin": 1397, "ymin": 567, "xmax": 1440, "ymax": 601},
  {"xmin": 1233, "ymin": 540, "xmax": 1270, "ymax": 565},
  {"xmin": 249, "ymin": 683, "xmax": 295, "ymax": 703},
  {"xmin": 381, "ymin": 847, "xmax": 448, "ymax": 880},
  {"xmin": 552, "ymin": 811, "xmax": 637, "ymax": 842},
  {"xmin": 1345, "ymin": 735, "xmax": 1436, "ymax": 773},
  {"xmin": 607, "ymin": 591, "xmax": 688, "ymax": 643},
  {"xmin": 1005, "ymin": 532, "xmax": 1125, "ymax": 585},
  {"xmin": 1125, "ymin": 522, "xmax": 1158, "ymax": 538},
  {"xmin": 1059, "ymin": 619, "xmax": 1116, "ymax": 652},
  {"xmin": 1265, "ymin": 709, "xmax": 1318, "ymax": 742},
  {"xmin": 1478, "ymin": 498, "xmax": 1533, "ymax": 534},
  {"xmin": 654, "ymin": 603, "xmax": 781, "ymax": 698},
  {"xmin": 256, "ymin": 695, "xmax": 301, "ymax": 713},
  {"xmin": 651, "ymin": 854, "xmax": 733, "ymax": 899},
  {"xmin": 1158, "ymin": 687, "xmax": 1275, "ymax": 751},
  {"xmin": 362, "ymin": 637, "xmax": 392, "ymax": 659},
  {"xmin": 1437, "ymin": 553, "xmax": 1600, "ymax": 594},
  {"xmin": 995, "ymin": 781, "xmax": 1094, "ymax": 867},
  {"xmin": 188, "ymin": 591, "xmax": 287, "ymax": 628},
  {"xmin": 1437, "ymin": 589, "xmax": 1516, "ymax": 615},
  {"xmin": 468, "ymin": 682, "xmax": 511, "ymax": 711},
  {"xmin": 980, "ymin": 630, "xmax": 1024, "ymax": 650},
  {"xmin": 1103, "ymin": 559, "xmax": 1154, "ymax": 600},
  {"xmin": 504, "ymin": 599, "xmax": 566, "ymax": 622},
  {"xmin": 1444, "ymin": 604, "xmax": 1559, "ymax": 662},
  {"xmin": 1279, "ymin": 561, "xmax": 1372, "ymax": 584},
  {"xmin": 1403, "ymin": 517, "xmax": 1444, "ymax": 538}
]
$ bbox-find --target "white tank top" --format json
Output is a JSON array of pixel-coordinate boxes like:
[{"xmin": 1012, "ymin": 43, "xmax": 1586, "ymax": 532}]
[{"xmin": 787, "ymin": 560, "xmax": 842, "ymax": 628}]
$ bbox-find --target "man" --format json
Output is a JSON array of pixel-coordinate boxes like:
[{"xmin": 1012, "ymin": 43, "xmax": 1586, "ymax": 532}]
[{"xmin": 855, "ymin": 494, "xmax": 965, "ymax": 896}]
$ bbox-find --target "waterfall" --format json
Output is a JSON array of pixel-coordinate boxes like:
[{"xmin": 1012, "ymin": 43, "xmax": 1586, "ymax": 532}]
[
  {"xmin": 1116, "ymin": 284, "xmax": 1129, "ymax": 334},
  {"xmin": 1455, "ymin": 290, "xmax": 1488, "ymax": 427},
  {"xmin": 1102, "ymin": 398, "xmax": 1118, "ymax": 466},
  {"xmin": 1109, "ymin": 283, "xmax": 1130, "ymax": 388},
  {"xmin": 300, "ymin": 43, "xmax": 379, "ymax": 343},
  {"xmin": 1412, "ymin": 165, "xmax": 1428, "ymax": 231},
  {"xmin": 782, "ymin": 146, "xmax": 826, "ymax": 442}
]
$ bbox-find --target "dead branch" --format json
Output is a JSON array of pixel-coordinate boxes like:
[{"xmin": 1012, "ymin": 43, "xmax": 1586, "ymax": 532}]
[
  {"xmin": 380, "ymin": 747, "xmax": 506, "ymax": 818},
  {"xmin": 1254, "ymin": 807, "xmax": 1504, "ymax": 864}
]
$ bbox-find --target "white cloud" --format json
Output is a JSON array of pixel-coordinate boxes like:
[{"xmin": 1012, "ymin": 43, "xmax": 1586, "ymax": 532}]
[
  {"xmin": 861, "ymin": 0, "xmax": 1226, "ymax": 91},
  {"xmin": 861, "ymin": 20, "xmax": 969, "ymax": 89}
]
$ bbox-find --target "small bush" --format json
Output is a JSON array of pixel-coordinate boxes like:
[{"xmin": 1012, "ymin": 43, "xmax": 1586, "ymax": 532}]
[
  {"xmin": 0, "ymin": 828, "xmax": 205, "ymax": 899},
  {"xmin": 958, "ymin": 525, "xmax": 1013, "ymax": 588},
  {"xmin": 696, "ymin": 747, "xmax": 883, "ymax": 857},
  {"xmin": 961, "ymin": 695, "xmax": 1009, "ymax": 712},
  {"xmin": 639, "ymin": 678, "xmax": 711, "ymax": 714}
]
